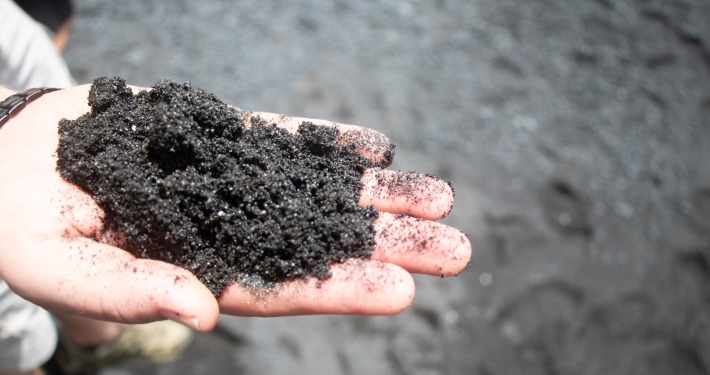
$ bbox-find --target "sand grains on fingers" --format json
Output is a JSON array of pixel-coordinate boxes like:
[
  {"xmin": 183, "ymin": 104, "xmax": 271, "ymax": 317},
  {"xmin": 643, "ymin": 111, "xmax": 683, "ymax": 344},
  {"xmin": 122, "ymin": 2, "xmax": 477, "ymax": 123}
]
[
  {"xmin": 218, "ymin": 259, "xmax": 415, "ymax": 316},
  {"xmin": 372, "ymin": 213, "xmax": 471, "ymax": 277}
]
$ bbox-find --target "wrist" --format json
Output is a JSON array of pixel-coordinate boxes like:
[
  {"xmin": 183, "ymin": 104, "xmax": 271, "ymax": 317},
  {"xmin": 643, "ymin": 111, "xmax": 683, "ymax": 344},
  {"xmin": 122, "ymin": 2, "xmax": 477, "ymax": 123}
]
[
  {"xmin": 0, "ymin": 86, "xmax": 16, "ymax": 102},
  {"xmin": 0, "ymin": 87, "xmax": 60, "ymax": 128}
]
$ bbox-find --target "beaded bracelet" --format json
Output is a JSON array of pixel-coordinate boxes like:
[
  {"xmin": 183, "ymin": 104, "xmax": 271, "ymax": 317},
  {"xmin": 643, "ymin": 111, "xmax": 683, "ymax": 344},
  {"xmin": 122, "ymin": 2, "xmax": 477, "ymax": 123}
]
[{"xmin": 0, "ymin": 87, "xmax": 60, "ymax": 128}]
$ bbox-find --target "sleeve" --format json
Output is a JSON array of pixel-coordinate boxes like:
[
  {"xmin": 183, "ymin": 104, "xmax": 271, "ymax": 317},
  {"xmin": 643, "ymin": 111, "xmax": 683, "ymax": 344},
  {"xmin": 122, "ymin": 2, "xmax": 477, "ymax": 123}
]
[{"xmin": 0, "ymin": 0, "xmax": 75, "ymax": 91}]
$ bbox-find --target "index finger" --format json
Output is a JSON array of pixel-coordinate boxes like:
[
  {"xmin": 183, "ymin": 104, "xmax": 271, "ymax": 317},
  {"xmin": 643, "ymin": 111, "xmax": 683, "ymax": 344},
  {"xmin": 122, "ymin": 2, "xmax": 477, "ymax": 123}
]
[{"xmin": 241, "ymin": 111, "xmax": 395, "ymax": 168}]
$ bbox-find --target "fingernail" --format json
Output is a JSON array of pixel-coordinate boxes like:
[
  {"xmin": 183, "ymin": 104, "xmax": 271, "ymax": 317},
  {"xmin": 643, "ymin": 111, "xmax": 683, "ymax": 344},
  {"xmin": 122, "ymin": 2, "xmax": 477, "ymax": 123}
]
[{"xmin": 160, "ymin": 310, "xmax": 200, "ymax": 330}]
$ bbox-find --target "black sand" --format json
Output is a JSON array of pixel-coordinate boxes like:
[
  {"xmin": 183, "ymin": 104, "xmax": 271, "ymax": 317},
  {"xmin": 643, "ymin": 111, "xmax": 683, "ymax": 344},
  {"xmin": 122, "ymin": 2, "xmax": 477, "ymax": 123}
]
[
  {"xmin": 63, "ymin": 1, "xmax": 710, "ymax": 373},
  {"xmin": 57, "ymin": 77, "xmax": 378, "ymax": 296}
]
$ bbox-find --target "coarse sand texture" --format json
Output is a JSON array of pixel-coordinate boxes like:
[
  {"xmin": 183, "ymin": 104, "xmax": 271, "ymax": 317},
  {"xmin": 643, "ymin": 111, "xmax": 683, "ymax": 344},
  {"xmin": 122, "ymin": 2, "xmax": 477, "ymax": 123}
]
[{"xmin": 57, "ymin": 77, "xmax": 380, "ymax": 296}]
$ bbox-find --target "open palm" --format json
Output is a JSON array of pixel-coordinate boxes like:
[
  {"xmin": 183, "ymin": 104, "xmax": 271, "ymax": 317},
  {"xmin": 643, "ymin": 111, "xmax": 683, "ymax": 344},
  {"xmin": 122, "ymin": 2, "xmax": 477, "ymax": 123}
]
[{"xmin": 0, "ymin": 85, "xmax": 471, "ymax": 332}]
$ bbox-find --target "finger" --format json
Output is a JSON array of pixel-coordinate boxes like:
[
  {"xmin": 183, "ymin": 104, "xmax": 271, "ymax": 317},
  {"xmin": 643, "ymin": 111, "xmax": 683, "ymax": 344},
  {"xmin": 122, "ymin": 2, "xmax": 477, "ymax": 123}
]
[
  {"xmin": 0, "ymin": 169, "xmax": 218, "ymax": 331},
  {"xmin": 372, "ymin": 212, "xmax": 471, "ymax": 276},
  {"xmin": 218, "ymin": 259, "xmax": 415, "ymax": 316},
  {"xmin": 4, "ymin": 237, "xmax": 219, "ymax": 332},
  {"xmin": 337, "ymin": 127, "xmax": 395, "ymax": 168},
  {"xmin": 242, "ymin": 111, "xmax": 395, "ymax": 167},
  {"xmin": 360, "ymin": 169, "xmax": 454, "ymax": 220}
]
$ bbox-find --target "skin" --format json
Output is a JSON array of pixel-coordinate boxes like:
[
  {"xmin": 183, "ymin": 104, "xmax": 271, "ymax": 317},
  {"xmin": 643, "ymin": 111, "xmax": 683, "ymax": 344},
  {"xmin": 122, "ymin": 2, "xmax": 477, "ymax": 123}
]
[{"xmin": 0, "ymin": 85, "xmax": 471, "ymax": 333}]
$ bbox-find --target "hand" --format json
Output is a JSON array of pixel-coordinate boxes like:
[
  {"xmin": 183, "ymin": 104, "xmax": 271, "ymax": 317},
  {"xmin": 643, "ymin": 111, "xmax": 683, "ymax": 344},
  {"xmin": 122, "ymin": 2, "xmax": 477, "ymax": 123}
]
[{"xmin": 0, "ymin": 85, "xmax": 471, "ymax": 332}]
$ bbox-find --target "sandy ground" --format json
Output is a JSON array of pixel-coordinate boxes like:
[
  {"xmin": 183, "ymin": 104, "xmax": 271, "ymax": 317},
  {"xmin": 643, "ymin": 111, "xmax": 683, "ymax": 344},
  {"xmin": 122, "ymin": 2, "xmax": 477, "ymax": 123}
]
[{"xmin": 62, "ymin": 0, "xmax": 710, "ymax": 374}]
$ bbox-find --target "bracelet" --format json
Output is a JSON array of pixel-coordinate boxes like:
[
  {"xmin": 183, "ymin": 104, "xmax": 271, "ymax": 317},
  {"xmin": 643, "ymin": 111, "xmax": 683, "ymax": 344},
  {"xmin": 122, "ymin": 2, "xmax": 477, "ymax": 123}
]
[{"xmin": 0, "ymin": 87, "xmax": 60, "ymax": 128}]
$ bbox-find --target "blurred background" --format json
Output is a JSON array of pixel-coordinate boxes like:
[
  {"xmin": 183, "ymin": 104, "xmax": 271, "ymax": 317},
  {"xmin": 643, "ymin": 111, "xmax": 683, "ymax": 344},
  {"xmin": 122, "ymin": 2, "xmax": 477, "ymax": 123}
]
[{"xmin": 57, "ymin": 0, "xmax": 710, "ymax": 373}]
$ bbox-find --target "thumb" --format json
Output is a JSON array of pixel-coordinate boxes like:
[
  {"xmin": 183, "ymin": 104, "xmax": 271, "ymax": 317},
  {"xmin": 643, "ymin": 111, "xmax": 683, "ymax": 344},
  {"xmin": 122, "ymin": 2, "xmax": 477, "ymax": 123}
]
[{"xmin": 5, "ymin": 237, "xmax": 219, "ymax": 332}]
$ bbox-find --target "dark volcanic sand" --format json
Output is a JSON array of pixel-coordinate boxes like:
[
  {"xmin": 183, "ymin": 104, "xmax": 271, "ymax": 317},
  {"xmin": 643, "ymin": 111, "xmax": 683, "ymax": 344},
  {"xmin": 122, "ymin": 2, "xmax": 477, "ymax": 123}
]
[
  {"xmin": 62, "ymin": 1, "xmax": 710, "ymax": 374},
  {"xmin": 57, "ymin": 77, "xmax": 379, "ymax": 296}
]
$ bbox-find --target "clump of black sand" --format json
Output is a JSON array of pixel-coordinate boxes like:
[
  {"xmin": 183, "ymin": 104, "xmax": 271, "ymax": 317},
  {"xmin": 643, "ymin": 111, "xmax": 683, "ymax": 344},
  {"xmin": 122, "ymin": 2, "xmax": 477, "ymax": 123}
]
[{"xmin": 57, "ymin": 77, "xmax": 378, "ymax": 296}]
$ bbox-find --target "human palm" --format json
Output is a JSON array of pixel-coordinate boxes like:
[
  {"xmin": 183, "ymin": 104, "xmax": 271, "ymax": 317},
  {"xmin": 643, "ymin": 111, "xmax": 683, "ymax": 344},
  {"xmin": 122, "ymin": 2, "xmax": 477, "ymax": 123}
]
[{"xmin": 0, "ymin": 85, "xmax": 470, "ymax": 331}]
